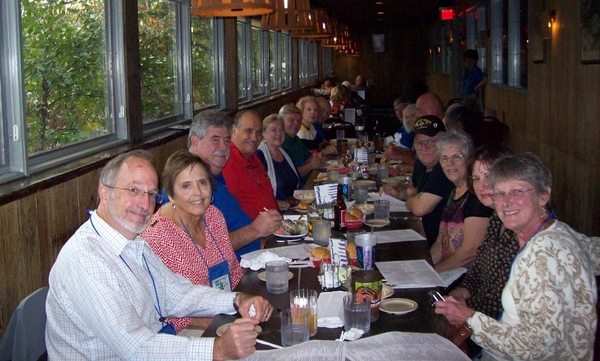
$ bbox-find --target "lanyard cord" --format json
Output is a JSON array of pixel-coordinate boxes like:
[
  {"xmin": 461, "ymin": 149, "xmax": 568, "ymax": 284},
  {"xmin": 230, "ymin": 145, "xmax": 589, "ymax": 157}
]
[
  {"xmin": 179, "ymin": 216, "xmax": 227, "ymax": 270},
  {"xmin": 89, "ymin": 212, "xmax": 167, "ymax": 324}
]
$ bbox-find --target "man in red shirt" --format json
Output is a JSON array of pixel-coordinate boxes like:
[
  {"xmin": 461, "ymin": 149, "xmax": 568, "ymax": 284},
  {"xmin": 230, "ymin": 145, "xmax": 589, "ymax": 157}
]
[{"xmin": 222, "ymin": 110, "xmax": 279, "ymax": 219}]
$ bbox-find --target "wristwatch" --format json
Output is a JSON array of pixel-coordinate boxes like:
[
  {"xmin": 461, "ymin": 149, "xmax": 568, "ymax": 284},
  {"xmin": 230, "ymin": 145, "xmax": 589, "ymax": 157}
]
[{"xmin": 233, "ymin": 293, "xmax": 240, "ymax": 313}]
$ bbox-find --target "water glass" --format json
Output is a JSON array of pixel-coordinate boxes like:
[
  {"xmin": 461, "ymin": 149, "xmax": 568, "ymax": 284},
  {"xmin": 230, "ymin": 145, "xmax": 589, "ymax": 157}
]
[
  {"xmin": 353, "ymin": 185, "xmax": 369, "ymax": 203},
  {"xmin": 377, "ymin": 164, "xmax": 388, "ymax": 181},
  {"xmin": 289, "ymin": 289, "xmax": 318, "ymax": 336},
  {"xmin": 312, "ymin": 219, "xmax": 331, "ymax": 246},
  {"xmin": 327, "ymin": 168, "xmax": 339, "ymax": 183},
  {"xmin": 280, "ymin": 308, "xmax": 309, "ymax": 347},
  {"xmin": 265, "ymin": 260, "xmax": 289, "ymax": 294},
  {"xmin": 343, "ymin": 294, "xmax": 371, "ymax": 333},
  {"xmin": 346, "ymin": 229, "xmax": 366, "ymax": 244},
  {"xmin": 374, "ymin": 200, "xmax": 390, "ymax": 220}
]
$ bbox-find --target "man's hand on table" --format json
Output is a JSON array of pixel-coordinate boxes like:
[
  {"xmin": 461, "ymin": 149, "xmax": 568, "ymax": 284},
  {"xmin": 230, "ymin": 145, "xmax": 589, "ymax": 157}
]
[
  {"xmin": 252, "ymin": 209, "xmax": 282, "ymax": 238},
  {"xmin": 434, "ymin": 295, "xmax": 475, "ymax": 325},
  {"xmin": 212, "ymin": 294, "xmax": 274, "ymax": 360},
  {"xmin": 236, "ymin": 293, "xmax": 274, "ymax": 322},
  {"xmin": 213, "ymin": 318, "xmax": 258, "ymax": 360}
]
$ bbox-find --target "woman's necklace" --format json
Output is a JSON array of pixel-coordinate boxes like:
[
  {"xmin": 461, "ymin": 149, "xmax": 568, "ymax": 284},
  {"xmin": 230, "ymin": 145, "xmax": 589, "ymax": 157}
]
[{"xmin": 519, "ymin": 211, "xmax": 556, "ymax": 253}]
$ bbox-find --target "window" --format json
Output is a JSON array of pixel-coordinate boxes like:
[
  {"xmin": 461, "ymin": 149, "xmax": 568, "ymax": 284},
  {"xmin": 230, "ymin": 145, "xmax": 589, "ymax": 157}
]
[
  {"xmin": 191, "ymin": 17, "xmax": 223, "ymax": 110},
  {"xmin": 490, "ymin": 0, "xmax": 528, "ymax": 87},
  {"xmin": 269, "ymin": 31, "xmax": 292, "ymax": 93},
  {"xmin": 237, "ymin": 20, "xmax": 250, "ymax": 102},
  {"xmin": 21, "ymin": 0, "xmax": 110, "ymax": 156},
  {"xmin": 0, "ymin": 0, "xmax": 196, "ymax": 182},
  {"xmin": 321, "ymin": 47, "xmax": 333, "ymax": 77},
  {"xmin": 251, "ymin": 24, "xmax": 268, "ymax": 97},
  {"xmin": 139, "ymin": 0, "xmax": 188, "ymax": 124},
  {"xmin": 298, "ymin": 39, "xmax": 309, "ymax": 85}
]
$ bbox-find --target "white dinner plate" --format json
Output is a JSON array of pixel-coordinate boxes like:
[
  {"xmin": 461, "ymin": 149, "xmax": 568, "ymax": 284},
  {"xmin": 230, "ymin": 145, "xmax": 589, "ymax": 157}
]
[
  {"xmin": 274, "ymin": 215, "xmax": 308, "ymax": 239},
  {"xmin": 257, "ymin": 271, "xmax": 294, "ymax": 282},
  {"xmin": 217, "ymin": 323, "xmax": 262, "ymax": 337},
  {"xmin": 381, "ymin": 284, "xmax": 394, "ymax": 299},
  {"xmin": 364, "ymin": 219, "xmax": 390, "ymax": 228},
  {"xmin": 379, "ymin": 298, "xmax": 418, "ymax": 315}
]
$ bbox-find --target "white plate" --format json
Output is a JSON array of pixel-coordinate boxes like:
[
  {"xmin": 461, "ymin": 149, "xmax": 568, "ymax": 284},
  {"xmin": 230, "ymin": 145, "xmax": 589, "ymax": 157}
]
[
  {"xmin": 294, "ymin": 190, "xmax": 316, "ymax": 203},
  {"xmin": 217, "ymin": 323, "xmax": 262, "ymax": 337},
  {"xmin": 353, "ymin": 179, "xmax": 376, "ymax": 189},
  {"xmin": 381, "ymin": 284, "xmax": 394, "ymax": 299},
  {"xmin": 364, "ymin": 219, "xmax": 390, "ymax": 228},
  {"xmin": 382, "ymin": 177, "xmax": 402, "ymax": 186},
  {"xmin": 367, "ymin": 192, "xmax": 381, "ymax": 202},
  {"xmin": 257, "ymin": 271, "xmax": 294, "ymax": 282},
  {"xmin": 275, "ymin": 215, "xmax": 308, "ymax": 239},
  {"xmin": 379, "ymin": 298, "xmax": 418, "ymax": 315},
  {"xmin": 291, "ymin": 206, "xmax": 311, "ymax": 214}
]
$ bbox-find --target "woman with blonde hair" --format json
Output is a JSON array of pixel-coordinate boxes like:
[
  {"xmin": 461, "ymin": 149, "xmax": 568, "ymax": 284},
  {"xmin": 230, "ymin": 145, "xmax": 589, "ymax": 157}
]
[{"xmin": 257, "ymin": 114, "xmax": 302, "ymax": 205}]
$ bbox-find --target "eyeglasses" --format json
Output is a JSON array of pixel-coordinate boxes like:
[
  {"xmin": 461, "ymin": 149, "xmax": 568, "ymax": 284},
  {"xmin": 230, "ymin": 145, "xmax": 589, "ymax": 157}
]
[
  {"xmin": 440, "ymin": 154, "xmax": 465, "ymax": 164},
  {"xmin": 414, "ymin": 139, "xmax": 436, "ymax": 149},
  {"xmin": 106, "ymin": 185, "xmax": 163, "ymax": 203},
  {"xmin": 490, "ymin": 188, "xmax": 535, "ymax": 201}
]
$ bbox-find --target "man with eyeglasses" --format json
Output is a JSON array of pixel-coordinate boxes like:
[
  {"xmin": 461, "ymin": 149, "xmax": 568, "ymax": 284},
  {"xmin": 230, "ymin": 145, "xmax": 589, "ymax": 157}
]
[
  {"xmin": 404, "ymin": 115, "xmax": 455, "ymax": 247},
  {"xmin": 222, "ymin": 110, "xmax": 279, "ymax": 219},
  {"xmin": 46, "ymin": 150, "xmax": 274, "ymax": 360}
]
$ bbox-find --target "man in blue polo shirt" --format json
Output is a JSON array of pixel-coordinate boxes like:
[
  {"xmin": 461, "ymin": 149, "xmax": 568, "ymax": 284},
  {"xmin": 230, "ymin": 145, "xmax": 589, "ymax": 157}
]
[{"xmin": 161, "ymin": 110, "xmax": 281, "ymax": 258}]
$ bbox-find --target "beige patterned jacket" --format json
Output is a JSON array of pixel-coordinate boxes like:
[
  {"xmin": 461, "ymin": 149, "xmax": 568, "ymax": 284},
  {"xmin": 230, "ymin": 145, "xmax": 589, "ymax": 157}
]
[{"xmin": 470, "ymin": 221, "xmax": 600, "ymax": 360}]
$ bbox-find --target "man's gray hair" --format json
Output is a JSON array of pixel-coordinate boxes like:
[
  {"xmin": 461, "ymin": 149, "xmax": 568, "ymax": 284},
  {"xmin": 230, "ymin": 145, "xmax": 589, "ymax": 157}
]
[
  {"xmin": 98, "ymin": 150, "xmax": 153, "ymax": 188},
  {"xmin": 188, "ymin": 110, "xmax": 232, "ymax": 148},
  {"xmin": 233, "ymin": 110, "xmax": 261, "ymax": 128}
]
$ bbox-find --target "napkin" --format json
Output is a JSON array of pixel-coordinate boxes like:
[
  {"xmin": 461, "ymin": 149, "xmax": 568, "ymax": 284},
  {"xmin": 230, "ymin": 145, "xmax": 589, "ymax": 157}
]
[
  {"xmin": 317, "ymin": 291, "xmax": 348, "ymax": 328},
  {"xmin": 239, "ymin": 251, "xmax": 292, "ymax": 271}
]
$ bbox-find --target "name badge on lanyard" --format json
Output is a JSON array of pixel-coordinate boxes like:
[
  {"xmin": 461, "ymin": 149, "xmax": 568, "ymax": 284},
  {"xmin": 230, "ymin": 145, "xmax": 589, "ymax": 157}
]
[{"xmin": 208, "ymin": 261, "xmax": 232, "ymax": 292}]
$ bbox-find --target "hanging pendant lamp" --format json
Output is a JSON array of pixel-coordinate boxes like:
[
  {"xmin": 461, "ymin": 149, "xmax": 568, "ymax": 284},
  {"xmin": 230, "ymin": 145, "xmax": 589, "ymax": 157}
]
[
  {"xmin": 292, "ymin": 8, "xmax": 332, "ymax": 38},
  {"xmin": 261, "ymin": 0, "xmax": 313, "ymax": 31},
  {"xmin": 191, "ymin": 0, "xmax": 275, "ymax": 17}
]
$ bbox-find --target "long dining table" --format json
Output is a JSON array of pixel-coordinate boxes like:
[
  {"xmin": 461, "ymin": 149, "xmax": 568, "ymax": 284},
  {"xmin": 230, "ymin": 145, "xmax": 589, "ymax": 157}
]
[{"xmin": 202, "ymin": 169, "xmax": 452, "ymax": 348}]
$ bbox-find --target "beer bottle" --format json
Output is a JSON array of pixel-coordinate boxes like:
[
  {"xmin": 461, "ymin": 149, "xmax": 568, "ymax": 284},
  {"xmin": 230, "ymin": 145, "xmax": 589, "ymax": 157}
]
[{"xmin": 334, "ymin": 184, "xmax": 347, "ymax": 232}]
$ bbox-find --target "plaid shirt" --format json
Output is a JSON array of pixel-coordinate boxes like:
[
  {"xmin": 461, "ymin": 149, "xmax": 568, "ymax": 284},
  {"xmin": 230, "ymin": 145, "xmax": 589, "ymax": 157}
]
[{"xmin": 45, "ymin": 210, "xmax": 236, "ymax": 360}]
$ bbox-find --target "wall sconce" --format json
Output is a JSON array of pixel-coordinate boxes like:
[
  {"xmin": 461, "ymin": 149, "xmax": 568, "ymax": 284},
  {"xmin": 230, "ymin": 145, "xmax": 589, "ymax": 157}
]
[{"xmin": 548, "ymin": 9, "xmax": 556, "ymax": 28}]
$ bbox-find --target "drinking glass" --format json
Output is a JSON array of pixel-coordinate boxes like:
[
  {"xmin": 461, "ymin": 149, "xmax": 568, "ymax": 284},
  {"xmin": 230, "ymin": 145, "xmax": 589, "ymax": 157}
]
[
  {"xmin": 265, "ymin": 260, "xmax": 289, "ymax": 294},
  {"xmin": 343, "ymin": 294, "xmax": 371, "ymax": 333},
  {"xmin": 312, "ymin": 219, "xmax": 331, "ymax": 246},
  {"xmin": 280, "ymin": 308, "xmax": 309, "ymax": 347},
  {"xmin": 374, "ymin": 200, "xmax": 390, "ymax": 220},
  {"xmin": 353, "ymin": 185, "xmax": 368, "ymax": 203},
  {"xmin": 377, "ymin": 164, "xmax": 388, "ymax": 181},
  {"xmin": 289, "ymin": 289, "xmax": 318, "ymax": 336}
]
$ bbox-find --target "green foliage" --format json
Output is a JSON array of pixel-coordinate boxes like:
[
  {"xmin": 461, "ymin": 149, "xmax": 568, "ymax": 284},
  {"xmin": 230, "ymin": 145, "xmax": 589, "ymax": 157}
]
[
  {"xmin": 22, "ymin": 0, "xmax": 108, "ymax": 154},
  {"xmin": 139, "ymin": 0, "xmax": 178, "ymax": 123},
  {"xmin": 191, "ymin": 17, "xmax": 216, "ymax": 110}
]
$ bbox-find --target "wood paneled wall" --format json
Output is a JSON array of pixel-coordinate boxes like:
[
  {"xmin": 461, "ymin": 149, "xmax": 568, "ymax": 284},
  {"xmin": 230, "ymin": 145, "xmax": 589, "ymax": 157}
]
[
  {"xmin": 426, "ymin": 1, "xmax": 600, "ymax": 237},
  {"xmin": 333, "ymin": 26, "xmax": 431, "ymax": 107}
]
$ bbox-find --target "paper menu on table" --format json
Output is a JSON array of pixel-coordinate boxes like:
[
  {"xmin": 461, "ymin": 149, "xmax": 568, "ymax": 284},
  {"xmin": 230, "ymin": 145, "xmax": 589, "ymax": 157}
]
[
  {"xmin": 374, "ymin": 229, "xmax": 426, "ymax": 244},
  {"xmin": 380, "ymin": 193, "xmax": 410, "ymax": 212},
  {"xmin": 345, "ymin": 332, "xmax": 470, "ymax": 360},
  {"xmin": 376, "ymin": 259, "xmax": 445, "ymax": 288},
  {"xmin": 241, "ymin": 332, "xmax": 469, "ymax": 361},
  {"xmin": 314, "ymin": 184, "xmax": 337, "ymax": 205}
]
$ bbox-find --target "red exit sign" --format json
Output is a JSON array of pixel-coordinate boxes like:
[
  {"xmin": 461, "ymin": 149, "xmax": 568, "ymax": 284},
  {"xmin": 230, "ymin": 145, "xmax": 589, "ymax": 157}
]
[{"xmin": 439, "ymin": 7, "xmax": 455, "ymax": 21}]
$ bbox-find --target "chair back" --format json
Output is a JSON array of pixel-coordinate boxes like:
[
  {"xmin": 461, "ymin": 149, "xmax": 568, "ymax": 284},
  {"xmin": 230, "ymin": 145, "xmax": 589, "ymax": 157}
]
[
  {"xmin": 474, "ymin": 116, "xmax": 510, "ymax": 147},
  {"xmin": 0, "ymin": 287, "xmax": 49, "ymax": 361}
]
